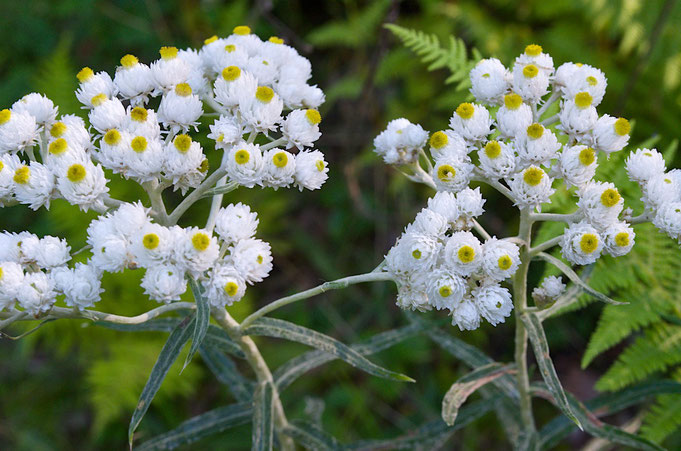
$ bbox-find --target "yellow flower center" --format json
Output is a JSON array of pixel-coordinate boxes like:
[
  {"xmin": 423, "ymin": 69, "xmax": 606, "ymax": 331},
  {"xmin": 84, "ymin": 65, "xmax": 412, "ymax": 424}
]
[
  {"xmin": 437, "ymin": 164, "xmax": 456, "ymax": 182},
  {"xmin": 482, "ymin": 73, "xmax": 490, "ymax": 78},
  {"xmin": 458, "ymin": 245, "xmax": 475, "ymax": 263},
  {"xmin": 579, "ymin": 147, "xmax": 595, "ymax": 166},
  {"xmin": 224, "ymin": 44, "xmax": 236, "ymax": 53},
  {"xmin": 272, "ymin": 151, "xmax": 288, "ymax": 168},
  {"xmin": 50, "ymin": 121, "xmax": 66, "ymax": 137},
  {"xmin": 91, "ymin": 93, "xmax": 107, "ymax": 106},
  {"xmin": 104, "ymin": 129, "xmax": 122, "ymax": 146},
  {"xmin": 235, "ymin": 149, "xmax": 250, "ymax": 164},
  {"xmin": 315, "ymin": 160, "xmax": 325, "ymax": 172},
  {"xmin": 13, "ymin": 166, "xmax": 30, "ymax": 184},
  {"xmin": 175, "ymin": 83, "xmax": 192, "ymax": 97},
  {"xmin": 256, "ymin": 255, "xmax": 264, "ymax": 264},
  {"xmin": 204, "ymin": 35, "xmax": 218, "ymax": 45},
  {"xmin": 586, "ymin": 75, "xmax": 598, "ymax": 86},
  {"xmin": 305, "ymin": 109, "xmax": 321, "ymax": 125},
  {"xmin": 614, "ymin": 118, "xmax": 630, "ymax": 136},
  {"xmin": 192, "ymin": 233, "xmax": 210, "ymax": 251},
  {"xmin": 579, "ymin": 233, "xmax": 599, "ymax": 254},
  {"xmin": 484, "ymin": 141, "xmax": 501, "ymax": 159},
  {"xmin": 233, "ymin": 25, "xmax": 251, "ymax": 35},
  {"xmin": 504, "ymin": 93, "xmax": 523, "ymax": 110},
  {"xmin": 523, "ymin": 167, "xmax": 544, "ymax": 186},
  {"xmin": 430, "ymin": 131, "xmax": 448, "ymax": 149},
  {"xmin": 615, "ymin": 232, "xmax": 630, "ymax": 247},
  {"xmin": 143, "ymin": 233, "xmax": 160, "ymax": 250},
  {"xmin": 48, "ymin": 138, "xmax": 68, "ymax": 155},
  {"xmin": 159, "ymin": 46, "xmax": 178, "ymax": 60},
  {"xmin": 439, "ymin": 285, "xmax": 453, "ymax": 297},
  {"xmin": 527, "ymin": 123, "xmax": 544, "ymax": 139},
  {"xmin": 130, "ymin": 107, "xmax": 148, "ymax": 122},
  {"xmin": 600, "ymin": 188, "xmax": 621, "ymax": 207},
  {"xmin": 0, "ymin": 161, "xmax": 3, "ymax": 172},
  {"xmin": 199, "ymin": 159, "xmax": 209, "ymax": 173},
  {"xmin": 131, "ymin": 136, "xmax": 147, "ymax": 153},
  {"xmin": 268, "ymin": 36, "xmax": 284, "ymax": 44},
  {"xmin": 255, "ymin": 86, "xmax": 274, "ymax": 103},
  {"xmin": 456, "ymin": 103, "xmax": 474, "ymax": 119},
  {"xmin": 173, "ymin": 135, "xmax": 192, "ymax": 153},
  {"xmin": 0, "ymin": 109, "xmax": 10, "ymax": 125},
  {"xmin": 120, "ymin": 54, "xmax": 138, "ymax": 68},
  {"xmin": 525, "ymin": 44, "xmax": 542, "ymax": 56},
  {"xmin": 0, "ymin": 267, "xmax": 3, "ymax": 281},
  {"xmin": 498, "ymin": 255, "xmax": 512, "ymax": 270},
  {"xmin": 523, "ymin": 64, "xmax": 539, "ymax": 78},
  {"xmin": 67, "ymin": 164, "xmax": 87, "ymax": 182},
  {"xmin": 412, "ymin": 249, "xmax": 422, "ymax": 260},
  {"xmin": 77, "ymin": 67, "xmax": 94, "ymax": 83},
  {"xmin": 222, "ymin": 65, "xmax": 241, "ymax": 81},
  {"xmin": 574, "ymin": 91, "xmax": 593, "ymax": 108},
  {"xmin": 224, "ymin": 281, "xmax": 239, "ymax": 296}
]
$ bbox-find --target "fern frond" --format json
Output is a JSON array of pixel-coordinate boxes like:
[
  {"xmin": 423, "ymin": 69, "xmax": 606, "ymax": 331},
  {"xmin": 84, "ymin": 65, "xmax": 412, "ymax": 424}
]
[{"xmin": 641, "ymin": 392, "xmax": 681, "ymax": 444}]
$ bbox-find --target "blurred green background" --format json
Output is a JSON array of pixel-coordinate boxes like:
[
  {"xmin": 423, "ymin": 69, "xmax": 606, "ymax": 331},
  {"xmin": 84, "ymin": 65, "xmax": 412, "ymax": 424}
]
[{"xmin": 1, "ymin": 0, "xmax": 681, "ymax": 449}]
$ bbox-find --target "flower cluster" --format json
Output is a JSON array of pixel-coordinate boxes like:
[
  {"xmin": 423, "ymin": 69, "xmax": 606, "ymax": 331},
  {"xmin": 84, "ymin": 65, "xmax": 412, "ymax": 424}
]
[
  {"xmin": 375, "ymin": 44, "xmax": 639, "ymax": 329},
  {"xmin": 0, "ymin": 27, "xmax": 327, "ymax": 314}
]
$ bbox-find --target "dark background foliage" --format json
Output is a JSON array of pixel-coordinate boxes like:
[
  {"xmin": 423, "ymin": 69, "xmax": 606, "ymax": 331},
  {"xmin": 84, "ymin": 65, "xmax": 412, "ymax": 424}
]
[{"xmin": 1, "ymin": 0, "xmax": 680, "ymax": 449}]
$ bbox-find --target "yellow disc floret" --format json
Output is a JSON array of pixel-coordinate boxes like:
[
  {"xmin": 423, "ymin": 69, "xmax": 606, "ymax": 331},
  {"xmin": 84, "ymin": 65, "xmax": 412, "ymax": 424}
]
[
  {"xmin": 315, "ymin": 160, "xmax": 326, "ymax": 172},
  {"xmin": 484, "ymin": 141, "xmax": 501, "ymax": 159},
  {"xmin": 120, "ymin": 54, "xmax": 138, "ymax": 68},
  {"xmin": 104, "ymin": 129, "xmax": 122, "ymax": 146},
  {"xmin": 526, "ymin": 123, "xmax": 544, "ymax": 139},
  {"xmin": 192, "ymin": 232, "xmax": 211, "ymax": 251},
  {"xmin": 67, "ymin": 164, "xmax": 87, "ymax": 183},
  {"xmin": 0, "ymin": 161, "xmax": 3, "ymax": 172},
  {"xmin": 439, "ymin": 286, "xmax": 453, "ymax": 297},
  {"xmin": 268, "ymin": 36, "xmax": 284, "ymax": 44},
  {"xmin": 574, "ymin": 91, "xmax": 593, "ymax": 108},
  {"xmin": 586, "ymin": 75, "xmax": 598, "ymax": 86},
  {"xmin": 175, "ymin": 83, "xmax": 192, "ymax": 97},
  {"xmin": 0, "ymin": 267, "xmax": 3, "ymax": 281},
  {"xmin": 272, "ymin": 151, "xmax": 288, "ymax": 168},
  {"xmin": 159, "ymin": 46, "xmax": 178, "ymax": 60},
  {"xmin": 523, "ymin": 167, "xmax": 544, "ymax": 186},
  {"xmin": 437, "ymin": 164, "xmax": 456, "ymax": 182},
  {"xmin": 204, "ymin": 35, "xmax": 218, "ymax": 45},
  {"xmin": 131, "ymin": 136, "xmax": 148, "ymax": 153},
  {"xmin": 456, "ymin": 103, "xmax": 475, "ymax": 119},
  {"xmin": 457, "ymin": 245, "xmax": 476, "ymax": 263},
  {"xmin": 430, "ymin": 131, "xmax": 448, "ymax": 149},
  {"xmin": 0, "ymin": 109, "xmax": 11, "ymax": 125},
  {"xmin": 143, "ymin": 233, "xmax": 160, "ymax": 250},
  {"xmin": 77, "ymin": 67, "xmax": 94, "ymax": 83},
  {"xmin": 600, "ymin": 188, "xmax": 621, "ymax": 207},
  {"xmin": 173, "ymin": 134, "xmax": 192, "ymax": 153},
  {"xmin": 255, "ymin": 86, "xmax": 274, "ymax": 103},
  {"xmin": 130, "ymin": 106, "xmax": 148, "ymax": 122},
  {"xmin": 579, "ymin": 233, "xmax": 599, "ymax": 254},
  {"xmin": 614, "ymin": 118, "xmax": 630, "ymax": 136},
  {"xmin": 504, "ymin": 93, "xmax": 523, "ymax": 110},
  {"xmin": 525, "ymin": 44, "xmax": 542, "ymax": 56},
  {"xmin": 224, "ymin": 281, "xmax": 239, "ymax": 296},
  {"xmin": 235, "ymin": 149, "xmax": 250, "ymax": 164},
  {"xmin": 412, "ymin": 249, "xmax": 422, "ymax": 259},
  {"xmin": 225, "ymin": 44, "xmax": 236, "ymax": 53},
  {"xmin": 579, "ymin": 147, "xmax": 596, "ymax": 166},
  {"xmin": 256, "ymin": 255, "xmax": 264, "ymax": 264},
  {"xmin": 523, "ymin": 64, "xmax": 539, "ymax": 78},
  {"xmin": 13, "ymin": 166, "xmax": 30, "ymax": 184},
  {"xmin": 233, "ymin": 25, "xmax": 251, "ymax": 35},
  {"xmin": 222, "ymin": 65, "xmax": 241, "ymax": 81},
  {"xmin": 305, "ymin": 109, "xmax": 321, "ymax": 125},
  {"xmin": 48, "ymin": 138, "xmax": 68, "ymax": 155},
  {"xmin": 615, "ymin": 232, "xmax": 630, "ymax": 247},
  {"xmin": 50, "ymin": 121, "xmax": 66, "ymax": 137},
  {"xmin": 199, "ymin": 159, "xmax": 209, "ymax": 173},
  {"xmin": 91, "ymin": 93, "xmax": 107, "ymax": 106},
  {"xmin": 498, "ymin": 255, "xmax": 512, "ymax": 270}
]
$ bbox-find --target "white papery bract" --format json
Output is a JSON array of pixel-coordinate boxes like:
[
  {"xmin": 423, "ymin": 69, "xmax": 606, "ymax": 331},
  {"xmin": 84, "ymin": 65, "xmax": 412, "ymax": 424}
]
[
  {"xmin": 0, "ymin": 109, "xmax": 39, "ymax": 153},
  {"xmin": 561, "ymin": 221, "xmax": 604, "ymax": 265},
  {"xmin": 426, "ymin": 269, "xmax": 466, "ymax": 311},
  {"xmin": 204, "ymin": 264, "xmax": 247, "ymax": 307},
  {"xmin": 12, "ymin": 93, "xmax": 58, "ymax": 125},
  {"xmin": 532, "ymin": 275, "xmax": 566, "ymax": 305},
  {"xmin": 141, "ymin": 264, "xmax": 187, "ymax": 304},
  {"xmin": 449, "ymin": 103, "xmax": 492, "ymax": 142},
  {"xmin": 553, "ymin": 145, "xmax": 597, "ymax": 189},
  {"xmin": 625, "ymin": 148, "xmax": 666, "ymax": 184},
  {"xmin": 481, "ymin": 238, "xmax": 520, "ymax": 282},
  {"xmin": 603, "ymin": 221, "xmax": 635, "ymax": 257},
  {"xmin": 577, "ymin": 181, "xmax": 624, "ymax": 229},
  {"xmin": 478, "ymin": 140, "xmax": 516, "ymax": 179},
  {"xmin": 452, "ymin": 297, "xmax": 481, "ymax": 331},
  {"xmin": 294, "ymin": 150, "xmax": 328, "ymax": 191},
  {"xmin": 509, "ymin": 165, "xmax": 555, "ymax": 210},
  {"xmin": 443, "ymin": 231, "xmax": 482, "ymax": 277},
  {"xmin": 230, "ymin": 238, "xmax": 273, "ymax": 284},
  {"xmin": 0, "ymin": 261, "xmax": 24, "ymax": 310},
  {"xmin": 473, "ymin": 283, "xmax": 513, "ymax": 326},
  {"xmin": 16, "ymin": 271, "xmax": 56, "ymax": 315},
  {"xmin": 373, "ymin": 118, "xmax": 428, "ymax": 165},
  {"xmin": 470, "ymin": 58, "xmax": 510, "ymax": 105},
  {"xmin": 215, "ymin": 203, "xmax": 259, "ymax": 245}
]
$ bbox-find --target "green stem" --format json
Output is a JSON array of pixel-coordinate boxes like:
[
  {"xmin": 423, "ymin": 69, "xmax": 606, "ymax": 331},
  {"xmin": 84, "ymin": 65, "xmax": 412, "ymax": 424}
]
[
  {"xmin": 167, "ymin": 167, "xmax": 227, "ymax": 225},
  {"xmin": 513, "ymin": 208, "xmax": 536, "ymax": 435}
]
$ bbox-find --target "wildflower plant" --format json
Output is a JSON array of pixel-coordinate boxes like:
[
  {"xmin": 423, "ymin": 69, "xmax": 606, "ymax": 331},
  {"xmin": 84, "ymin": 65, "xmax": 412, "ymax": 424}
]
[{"xmin": 1, "ymin": 22, "xmax": 681, "ymax": 450}]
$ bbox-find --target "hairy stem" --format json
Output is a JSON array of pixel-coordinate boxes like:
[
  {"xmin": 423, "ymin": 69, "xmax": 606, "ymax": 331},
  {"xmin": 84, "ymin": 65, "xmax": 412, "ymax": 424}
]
[
  {"xmin": 529, "ymin": 234, "xmax": 563, "ymax": 255},
  {"xmin": 471, "ymin": 172, "xmax": 516, "ymax": 203},
  {"xmin": 144, "ymin": 179, "xmax": 169, "ymax": 225},
  {"xmin": 211, "ymin": 307, "xmax": 295, "ymax": 451},
  {"xmin": 168, "ymin": 167, "xmax": 228, "ymax": 224},
  {"xmin": 239, "ymin": 271, "xmax": 395, "ymax": 330}
]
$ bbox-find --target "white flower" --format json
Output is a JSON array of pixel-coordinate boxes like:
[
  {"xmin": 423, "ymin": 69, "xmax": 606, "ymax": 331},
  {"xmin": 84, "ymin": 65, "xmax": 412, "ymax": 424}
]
[
  {"xmin": 48, "ymin": 115, "xmax": 92, "ymax": 150},
  {"xmin": 481, "ymin": 238, "xmax": 520, "ymax": 281},
  {"xmin": 496, "ymin": 93, "xmax": 533, "ymax": 139},
  {"xmin": 577, "ymin": 181, "xmax": 624, "ymax": 228},
  {"xmin": 125, "ymin": 135, "xmax": 164, "ymax": 183},
  {"xmin": 57, "ymin": 162, "xmax": 109, "ymax": 211},
  {"xmin": 0, "ymin": 261, "xmax": 24, "ymax": 310},
  {"xmin": 204, "ymin": 263, "xmax": 247, "ymax": 307},
  {"xmin": 282, "ymin": 109, "xmax": 322, "ymax": 149},
  {"xmin": 178, "ymin": 48, "xmax": 209, "ymax": 96},
  {"xmin": 653, "ymin": 202, "xmax": 681, "ymax": 239},
  {"xmin": 373, "ymin": 118, "xmax": 428, "ymax": 165},
  {"xmin": 12, "ymin": 93, "xmax": 58, "ymax": 125},
  {"xmin": 515, "ymin": 123, "xmax": 561, "ymax": 167},
  {"xmin": 20, "ymin": 235, "xmax": 70, "ymax": 268},
  {"xmin": 558, "ymin": 92, "xmax": 598, "ymax": 136},
  {"xmin": 150, "ymin": 46, "xmax": 191, "ymax": 93},
  {"xmin": 88, "ymin": 95, "xmax": 126, "ymax": 133},
  {"xmin": 477, "ymin": 140, "xmax": 516, "ymax": 179},
  {"xmin": 456, "ymin": 187, "xmax": 486, "ymax": 225},
  {"xmin": 157, "ymin": 83, "xmax": 203, "ymax": 132},
  {"xmin": 208, "ymin": 115, "xmax": 244, "ymax": 150},
  {"xmin": 539, "ymin": 276, "xmax": 566, "ymax": 299},
  {"xmin": 0, "ymin": 109, "xmax": 39, "ymax": 153},
  {"xmin": 397, "ymin": 232, "xmax": 441, "ymax": 273},
  {"xmin": 515, "ymin": 44, "xmax": 554, "ymax": 77},
  {"xmin": 89, "ymin": 234, "xmax": 130, "ymax": 273},
  {"xmin": 448, "ymin": 103, "xmax": 492, "ymax": 143},
  {"xmin": 75, "ymin": 68, "xmax": 115, "ymax": 107},
  {"xmin": 179, "ymin": 228, "xmax": 220, "ymax": 274},
  {"xmin": 131, "ymin": 222, "xmax": 173, "ymax": 268},
  {"xmin": 592, "ymin": 115, "xmax": 630, "ymax": 154},
  {"xmin": 16, "ymin": 271, "xmax": 56, "ymax": 315},
  {"xmin": 428, "ymin": 130, "xmax": 468, "ymax": 160},
  {"xmin": 603, "ymin": 221, "xmax": 635, "ymax": 257},
  {"xmin": 54, "ymin": 263, "xmax": 103, "ymax": 310},
  {"xmin": 215, "ymin": 203, "xmax": 259, "ymax": 245},
  {"xmin": 230, "ymin": 238, "xmax": 273, "ymax": 284},
  {"xmin": 125, "ymin": 106, "xmax": 161, "ymax": 140},
  {"xmin": 626, "ymin": 148, "xmax": 666, "ymax": 184},
  {"xmin": 113, "ymin": 54, "xmax": 154, "ymax": 105},
  {"xmin": 509, "ymin": 166, "xmax": 554, "ymax": 210},
  {"xmin": 443, "ymin": 231, "xmax": 482, "ymax": 276},
  {"xmin": 473, "ymin": 283, "xmax": 513, "ymax": 326},
  {"xmin": 12, "ymin": 162, "xmax": 55, "ymax": 210},
  {"xmin": 163, "ymin": 134, "xmax": 205, "ymax": 187},
  {"xmin": 643, "ymin": 173, "xmax": 681, "ymax": 209},
  {"xmin": 214, "ymin": 66, "xmax": 257, "ymax": 110},
  {"xmin": 561, "ymin": 220, "xmax": 603, "ymax": 265},
  {"xmin": 0, "ymin": 154, "xmax": 21, "ymax": 202},
  {"xmin": 239, "ymin": 85, "xmax": 283, "ymax": 133},
  {"xmin": 512, "ymin": 61, "xmax": 550, "ymax": 103},
  {"xmin": 141, "ymin": 264, "xmax": 187, "ymax": 303},
  {"xmin": 554, "ymin": 62, "xmax": 582, "ymax": 91},
  {"xmin": 0, "ymin": 232, "xmax": 26, "ymax": 262},
  {"xmin": 110, "ymin": 202, "xmax": 150, "ymax": 238},
  {"xmin": 562, "ymin": 64, "xmax": 607, "ymax": 106},
  {"xmin": 225, "ymin": 142, "xmax": 264, "ymax": 188},
  {"xmin": 405, "ymin": 208, "xmax": 449, "ymax": 238},
  {"xmin": 469, "ymin": 58, "xmax": 510, "ymax": 105},
  {"xmin": 96, "ymin": 129, "xmax": 131, "ymax": 173},
  {"xmin": 426, "ymin": 191, "xmax": 459, "ymax": 224},
  {"xmin": 294, "ymin": 150, "xmax": 328, "ymax": 191},
  {"xmin": 432, "ymin": 155, "xmax": 474, "ymax": 193},
  {"xmin": 207, "ymin": 42, "xmax": 249, "ymax": 76},
  {"xmin": 262, "ymin": 148, "xmax": 296, "ymax": 189},
  {"xmin": 554, "ymin": 145, "xmax": 597, "ymax": 189},
  {"xmin": 426, "ymin": 269, "xmax": 466, "ymax": 311},
  {"xmin": 452, "ymin": 296, "xmax": 481, "ymax": 331},
  {"xmin": 45, "ymin": 137, "xmax": 89, "ymax": 174},
  {"xmin": 396, "ymin": 283, "xmax": 431, "ymax": 312}
]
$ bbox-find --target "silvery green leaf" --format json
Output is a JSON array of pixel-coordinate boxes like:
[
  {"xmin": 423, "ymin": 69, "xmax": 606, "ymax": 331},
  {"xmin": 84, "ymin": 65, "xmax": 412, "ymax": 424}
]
[
  {"xmin": 282, "ymin": 420, "xmax": 340, "ymax": 450},
  {"xmin": 183, "ymin": 279, "xmax": 210, "ymax": 370},
  {"xmin": 199, "ymin": 345, "xmax": 253, "ymax": 402},
  {"xmin": 252, "ymin": 381, "xmax": 274, "ymax": 451}
]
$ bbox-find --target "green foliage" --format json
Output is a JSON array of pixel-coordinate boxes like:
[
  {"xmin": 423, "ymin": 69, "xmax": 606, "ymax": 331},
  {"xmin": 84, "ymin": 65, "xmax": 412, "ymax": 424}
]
[{"xmin": 307, "ymin": 0, "xmax": 391, "ymax": 48}]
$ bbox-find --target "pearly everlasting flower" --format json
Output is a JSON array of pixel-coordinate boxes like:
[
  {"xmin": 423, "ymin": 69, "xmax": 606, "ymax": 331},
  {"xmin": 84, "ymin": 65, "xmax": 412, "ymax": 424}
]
[
  {"xmin": 443, "ymin": 231, "xmax": 482, "ymax": 276},
  {"xmin": 53, "ymin": 263, "xmax": 103, "ymax": 310},
  {"xmin": 554, "ymin": 62, "xmax": 582, "ymax": 91},
  {"xmin": 16, "ymin": 271, "xmax": 56, "ymax": 315},
  {"xmin": 396, "ymin": 283, "xmax": 431, "ymax": 312},
  {"xmin": 230, "ymin": 238, "xmax": 273, "ymax": 284},
  {"xmin": 226, "ymin": 142, "xmax": 264, "ymax": 188},
  {"xmin": 592, "ymin": 115, "xmax": 630, "ymax": 154},
  {"xmin": 208, "ymin": 115, "xmax": 243, "ymax": 150},
  {"xmin": 509, "ymin": 166, "xmax": 554, "ymax": 210},
  {"xmin": 478, "ymin": 140, "xmax": 515, "ymax": 179},
  {"xmin": 163, "ymin": 134, "xmax": 205, "ymax": 189},
  {"xmin": 432, "ymin": 154, "xmax": 474, "ymax": 193},
  {"xmin": 96, "ymin": 128, "xmax": 131, "ymax": 172},
  {"xmin": 532, "ymin": 275, "xmax": 565, "ymax": 305},
  {"xmin": 561, "ymin": 221, "xmax": 603, "ymax": 265},
  {"xmin": 45, "ymin": 137, "xmax": 89, "ymax": 173},
  {"xmin": 262, "ymin": 149, "xmax": 296, "ymax": 189},
  {"xmin": 125, "ymin": 135, "xmax": 164, "ymax": 182},
  {"xmin": 577, "ymin": 181, "xmax": 624, "ymax": 228},
  {"xmin": 131, "ymin": 223, "xmax": 173, "ymax": 268},
  {"xmin": 12, "ymin": 162, "xmax": 55, "ymax": 210},
  {"xmin": 57, "ymin": 162, "xmax": 109, "ymax": 211},
  {"xmin": 563, "ymin": 64, "xmax": 607, "ymax": 106},
  {"xmin": 20, "ymin": 235, "xmax": 70, "ymax": 268},
  {"xmin": 373, "ymin": 118, "xmax": 428, "ymax": 165},
  {"xmin": 426, "ymin": 269, "xmax": 466, "ymax": 311},
  {"xmin": 149, "ymin": 46, "xmax": 191, "ymax": 93},
  {"xmin": 141, "ymin": 264, "xmax": 187, "ymax": 303},
  {"xmin": 88, "ymin": 95, "xmax": 126, "ymax": 133},
  {"xmin": 125, "ymin": 106, "xmax": 161, "ymax": 139},
  {"xmin": 603, "ymin": 221, "xmax": 635, "ymax": 257},
  {"xmin": 473, "ymin": 283, "xmax": 513, "ymax": 326},
  {"xmin": 113, "ymin": 54, "xmax": 154, "ymax": 105},
  {"xmin": 516, "ymin": 44, "xmax": 554, "ymax": 77},
  {"xmin": 643, "ymin": 173, "xmax": 681, "ymax": 209},
  {"xmin": 456, "ymin": 187, "xmax": 486, "ymax": 228},
  {"xmin": 157, "ymin": 83, "xmax": 203, "ymax": 131},
  {"xmin": 48, "ymin": 115, "xmax": 92, "ymax": 150},
  {"xmin": 496, "ymin": 93, "xmax": 533, "ymax": 139},
  {"xmin": 204, "ymin": 264, "xmax": 247, "ymax": 307},
  {"xmin": 481, "ymin": 238, "xmax": 520, "ymax": 281},
  {"xmin": 281, "ymin": 109, "xmax": 321, "ymax": 149},
  {"xmin": 448, "ymin": 103, "xmax": 492, "ymax": 142},
  {"xmin": 470, "ymin": 58, "xmax": 510, "ymax": 105},
  {"xmin": 214, "ymin": 66, "xmax": 257, "ymax": 110},
  {"xmin": 653, "ymin": 202, "xmax": 681, "ymax": 239},
  {"xmin": 428, "ymin": 130, "xmax": 468, "ymax": 160},
  {"xmin": 239, "ymin": 85, "xmax": 283, "ymax": 133},
  {"xmin": 0, "ymin": 232, "xmax": 28, "ymax": 263},
  {"xmin": 452, "ymin": 296, "xmax": 481, "ymax": 331},
  {"xmin": 215, "ymin": 203, "xmax": 259, "ymax": 244},
  {"xmin": 554, "ymin": 145, "xmax": 597, "ymax": 189},
  {"xmin": 0, "ymin": 109, "xmax": 39, "ymax": 153},
  {"xmin": 12, "ymin": 93, "xmax": 58, "ymax": 125},
  {"xmin": 512, "ymin": 60, "xmax": 550, "ymax": 103},
  {"xmin": 294, "ymin": 150, "xmax": 328, "ymax": 191},
  {"xmin": 559, "ymin": 92, "xmax": 598, "ymax": 136},
  {"xmin": 0, "ymin": 154, "xmax": 21, "ymax": 202},
  {"xmin": 515, "ymin": 123, "xmax": 561, "ymax": 167},
  {"xmin": 178, "ymin": 48, "xmax": 209, "ymax": 96},
  {"xmin": 0, "ymin": 261, "xmax": 24, "ymax": 309},
  {"xmin": 406, "ymin": 208, "xmax": 449, "ymax": 238},
  {"xmin": 179, "ymin": 228, "xmax": 220, "ymax": 274},
  {"xmin": 75, "ymin": 68, "xmax": 115, "ymax": 107},
  {"xmin": 426, "ymin": 191, "xmax": 459, "ymax": 224},
  {"xmin": 626, "ymin": 148, "xmax": 666, "ymax": 184}
]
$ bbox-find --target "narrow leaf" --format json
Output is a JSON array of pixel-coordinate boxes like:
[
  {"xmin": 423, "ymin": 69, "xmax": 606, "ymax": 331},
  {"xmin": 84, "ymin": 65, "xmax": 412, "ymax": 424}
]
[
  {"xmin": 442, "ymin": 363, "xmax": 515, "ymax": 426},
  {"xmin": 252, "ymin": 381, "xmax": 274, "ymax": 451},
  {"xmin": 201, "ymin": 181, "xmax": 239, "ymax": 198},
  {"xmin": 128, "ymin": 315, "xmax": 195, "ymax": 446},
  {"xmin": 184, "ymin": 279, "xmax": 210, "ymax": 370},
  {"xmin": 199, "ymin": 345, "xmax": 254, "ymax": 402},
  {"xmin": 535, "ymin": 252, "xmax": 625, "ymax": 305},
  {"xmin": 136, "ymin": 403, "xmax": 252, "ymax": 451},
  {"xmin": 282, "ymin": 420, "xmax": 340, "ymax": 450},
  {"xmin": 243, "ymin": 318, "xmax": 414, "ymax": 383}
]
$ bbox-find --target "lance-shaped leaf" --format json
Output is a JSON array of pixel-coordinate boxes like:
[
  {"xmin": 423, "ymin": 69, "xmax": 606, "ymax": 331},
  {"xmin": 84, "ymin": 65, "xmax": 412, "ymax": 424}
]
[
  {"xmin": 136, "ymin": 402, "xmax": 252, "ymax": 451},
  {"xmin": 128, "ymin": 315, "xmax": 195, "ymax": 446},
  {"xmin": 535, "ymin": 252, "xmax": 624, "ymax": 305},
  {"xmin": 521, "ymin": 313, "xmax": 582, "ymax": 429},
  {"xmin": 274, "ymin": 322, "xmax": 424, "ymax": 390},
  {"xmin": 281, "ymin": 420, "xmax": 340, "ymax": 450},
  {"xmin": 199, "ymin": 345, "xmax": 254, "ymax": 402},
  {"xmin": 183, "ymin": 279, "xmax": 210, "ymax": 370},
  {"xmin": 201, "ymin": 181, "xmax": 239, "ymax": 198},
  {"xmin": 252, "ymin": 381, "xmax": 274, "ymax": 451},
  {"xmin": 243, "ymin": 318, "xmax": 414, "ymax": 382},
  {"xmin": 442, "ymin": 363, "xmax": 515, "ymax": 426}
]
